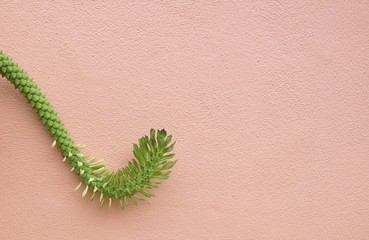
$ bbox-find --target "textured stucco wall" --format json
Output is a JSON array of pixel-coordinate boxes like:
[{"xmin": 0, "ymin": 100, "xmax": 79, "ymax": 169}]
[{"xmin": 1, "ymin": 1, "xmax": 369, "ymax": 239}]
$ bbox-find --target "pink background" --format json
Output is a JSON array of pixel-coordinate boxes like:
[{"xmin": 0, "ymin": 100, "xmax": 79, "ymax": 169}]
[{"xmin": 1, "ymin": 1, "xmax": 369, "ymax": 239}]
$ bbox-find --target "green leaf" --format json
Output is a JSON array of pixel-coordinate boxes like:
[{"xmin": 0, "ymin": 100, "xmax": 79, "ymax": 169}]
[
  {"xmin": 133, "ymin": 194, "xmax": 145, "ymax": 201},
  {"xmin": 163, "ymin": 142, "xmax": 176, "ymax": 154},
  {"xmin": 119, "ymin": 199, "xmax": 125, "ymax": 209},
  {"xmin": 150, "ymin": 129, "xmax": 155, "ymax": 141},
  {"xmin": 164, "ymin": 135, "xmax": 172, "ymax": 146},
  {"xmin": 130, "ymin": 197, "xmax": 138, "ymax": 206},
  {"xmin": 153, "ymin": 174, "xmax": 169, "ymax": 180},
  {"xmin": 161, "ymin": 154, "xmax": 175, "ymax": 161},
  {"xmin": 161, "ymin": 160, "xmax": 177, "ymax": 170},
  {"xmin": 139, "ymin": 189, "xmax": 155, "ymax": 198}
]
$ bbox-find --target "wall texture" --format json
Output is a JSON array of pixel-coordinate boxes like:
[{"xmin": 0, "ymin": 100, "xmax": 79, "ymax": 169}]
[{"xmin": 1, "ymin": 1, "xmax": 369, "ymax": 239}]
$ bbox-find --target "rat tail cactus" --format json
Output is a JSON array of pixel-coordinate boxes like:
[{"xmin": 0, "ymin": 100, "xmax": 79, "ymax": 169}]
[{"xmin": 0, "ymin": 50, "xmax": 177, "ymax": 209}]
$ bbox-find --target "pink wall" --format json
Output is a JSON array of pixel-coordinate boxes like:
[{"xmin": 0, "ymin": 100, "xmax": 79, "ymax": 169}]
[{"xmin": 1, "ymin": 1, "xmax": 369, "ymax": 239}]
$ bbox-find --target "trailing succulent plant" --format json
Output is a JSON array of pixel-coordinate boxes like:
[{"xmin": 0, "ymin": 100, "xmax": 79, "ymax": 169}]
[{"xmin": 0, "ymin": 50, "xmax": 177, "ymax": 209}]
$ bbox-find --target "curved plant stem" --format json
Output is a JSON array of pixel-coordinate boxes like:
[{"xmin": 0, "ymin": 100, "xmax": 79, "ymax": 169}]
[{"xmin": 0, "ymin": 51, "xmax": 177, "ymax": 209}]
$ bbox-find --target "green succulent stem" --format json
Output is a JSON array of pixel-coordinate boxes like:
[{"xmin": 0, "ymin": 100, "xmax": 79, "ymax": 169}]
[{"xmin": 0, "ymin": 51, "xmax": 177, "ymax": 208}]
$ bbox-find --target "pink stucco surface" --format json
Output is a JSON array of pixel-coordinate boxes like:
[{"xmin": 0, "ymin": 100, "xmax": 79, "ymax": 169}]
[{"xmin": 1, "ymin": 1, "xmax": 369, "ymax": 239}]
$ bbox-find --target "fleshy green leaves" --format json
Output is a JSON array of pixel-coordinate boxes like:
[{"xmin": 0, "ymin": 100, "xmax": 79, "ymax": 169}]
[
  {"xmin": 0, "ymin": 50, "xmax": 177, "ymax": 210},
  {"xmin": 95, "ymin": 129, "xmax": 177, "ymax": 207},
  {"xmin": 65, "ymin": 129, "xmax": 176, "ymax": 209},
  {"xmin": 71, "ymin": 127, "xmax": 178, "ymax": 209}
]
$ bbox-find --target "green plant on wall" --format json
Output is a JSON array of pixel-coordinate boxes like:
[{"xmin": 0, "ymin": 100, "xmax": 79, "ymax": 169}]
[{"xmin": 0, "ymin": 51, "xmax": 177, "ymax": 209}]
